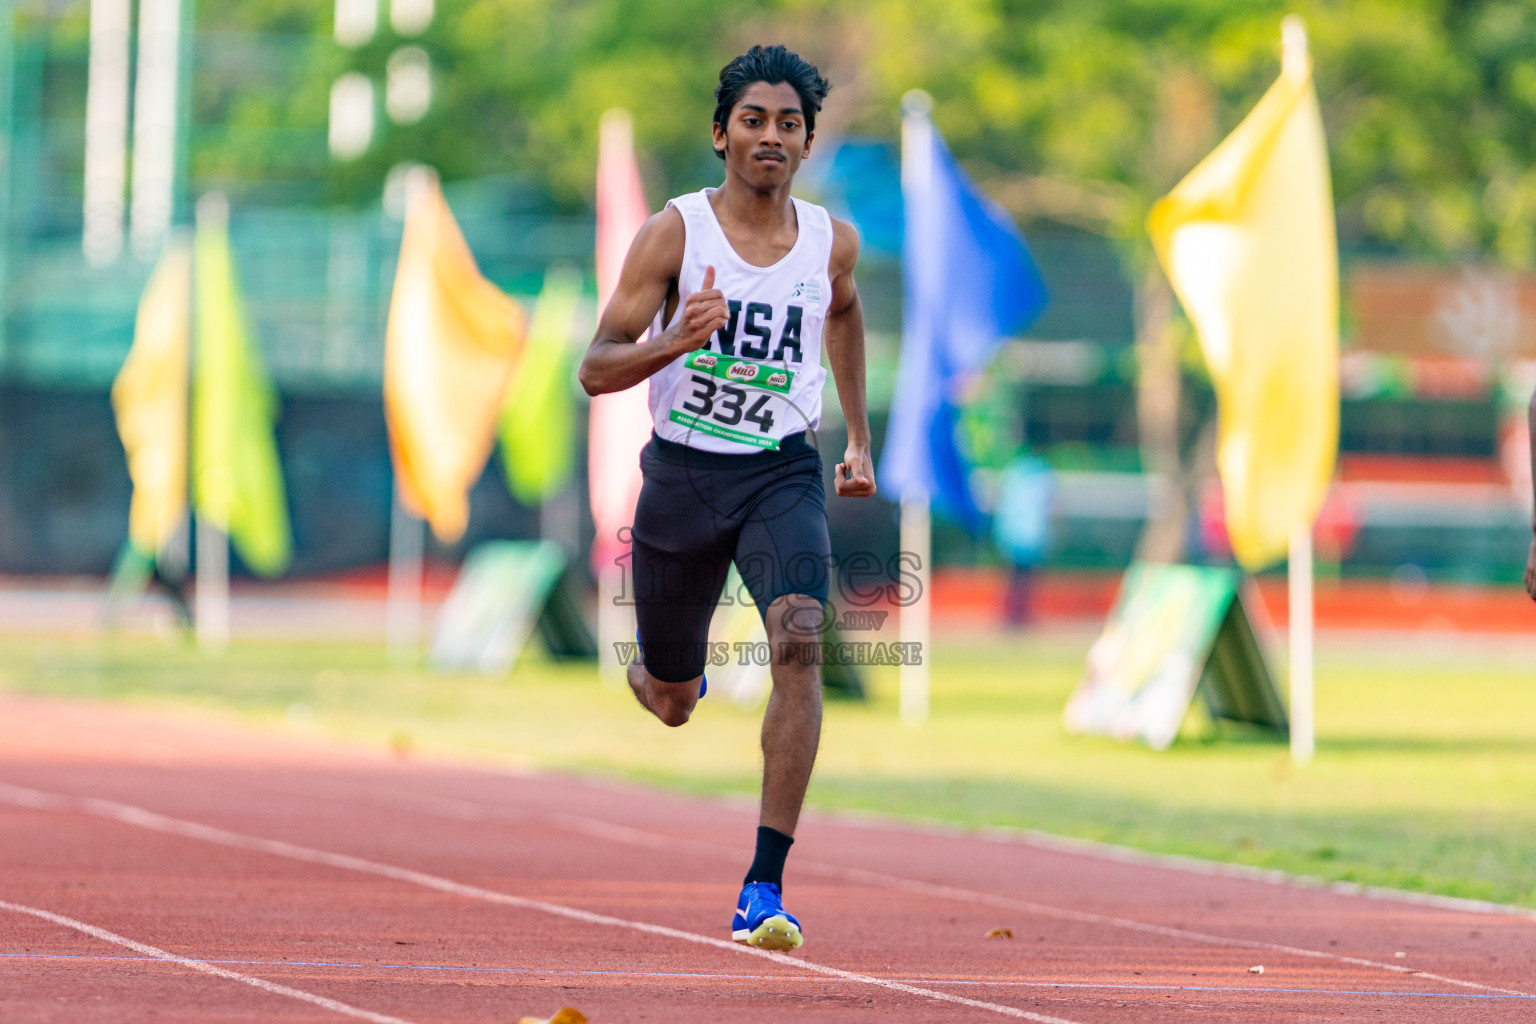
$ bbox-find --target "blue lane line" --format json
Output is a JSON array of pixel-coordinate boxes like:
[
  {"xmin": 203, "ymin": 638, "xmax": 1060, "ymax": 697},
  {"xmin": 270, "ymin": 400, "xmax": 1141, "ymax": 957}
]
[
  {"xmin": 925, "ymin": 979, "xmax": 1535, "ymax": 1001},
  {"xmin": 4, "ymin": 952, "xmax": 1529, "ymax": 1001}
]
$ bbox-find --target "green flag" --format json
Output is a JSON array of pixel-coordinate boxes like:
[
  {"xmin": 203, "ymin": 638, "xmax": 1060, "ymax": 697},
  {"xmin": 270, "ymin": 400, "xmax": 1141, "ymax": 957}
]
[
  {"xmin": 499, "ymin": 266, "xmax": 583, "ymax": 504},
  {"xmin": 192, "ymin": 211, "xmax": 292, "ymax": 575}
]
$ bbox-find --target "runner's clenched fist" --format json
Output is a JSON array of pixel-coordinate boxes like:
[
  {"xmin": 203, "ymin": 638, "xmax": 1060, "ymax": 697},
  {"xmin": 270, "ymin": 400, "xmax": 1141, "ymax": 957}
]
[
  {"xmin": 835, "ymin": 445, "xmax": 876, "ymax": 498},
  {"xmin": 667, "ymin": 265, "xmax": 729, "ymax": 355}
]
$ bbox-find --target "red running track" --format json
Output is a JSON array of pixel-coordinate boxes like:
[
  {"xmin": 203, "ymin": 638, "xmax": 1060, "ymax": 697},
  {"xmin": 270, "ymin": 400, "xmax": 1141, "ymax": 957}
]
[{"xmin": 1, "ymin": 697, "xmax": 1533, "ymax": 1023}]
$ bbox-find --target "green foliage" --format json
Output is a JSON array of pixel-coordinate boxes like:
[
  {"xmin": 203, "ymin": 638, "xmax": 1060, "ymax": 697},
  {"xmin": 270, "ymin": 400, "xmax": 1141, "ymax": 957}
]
[
  {"xmin": 127, "ymin": 0, "xmax": 1536, "ymax": 263},
  {"xmin": 840, "ymin": 0, "xmax": 1536, "ymax": 264}
]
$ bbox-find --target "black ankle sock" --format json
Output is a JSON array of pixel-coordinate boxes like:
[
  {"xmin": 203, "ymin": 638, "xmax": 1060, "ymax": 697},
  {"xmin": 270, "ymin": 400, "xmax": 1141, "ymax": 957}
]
[{"xmin": 743, "ymin": 826, "xmax": 794, "ymax": 889}]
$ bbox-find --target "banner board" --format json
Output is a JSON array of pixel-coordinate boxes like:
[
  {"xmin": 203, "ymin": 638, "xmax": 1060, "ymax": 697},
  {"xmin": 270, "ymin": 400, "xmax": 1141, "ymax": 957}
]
[
  {"xmin": 432, "ymin": 540, "xmax": 596, "ymax": 674},
  {"xmin": 1063, "ymin": 562, "xmax": 1286, "ymax": 750},
  {"xmin": 1350, "ymin": 263, "xmax": 1536, "ymax": 362}
]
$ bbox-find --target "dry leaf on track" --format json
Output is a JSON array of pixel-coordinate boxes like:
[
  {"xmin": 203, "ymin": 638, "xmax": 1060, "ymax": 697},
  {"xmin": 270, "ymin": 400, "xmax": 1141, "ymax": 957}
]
[{"xmin": 518, "ymin": 1008, "xmax": 588, "ymax": 1024}]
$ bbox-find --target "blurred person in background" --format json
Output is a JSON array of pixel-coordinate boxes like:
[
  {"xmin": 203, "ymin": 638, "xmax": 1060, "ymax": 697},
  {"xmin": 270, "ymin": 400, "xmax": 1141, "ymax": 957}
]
[
  {"xmin": 993, "ymin": 451, "xmax": 1054, "ymax": 627},
  {"xmin": 578, "ymin": 44, "xmax": 874, "ymax": 951}
]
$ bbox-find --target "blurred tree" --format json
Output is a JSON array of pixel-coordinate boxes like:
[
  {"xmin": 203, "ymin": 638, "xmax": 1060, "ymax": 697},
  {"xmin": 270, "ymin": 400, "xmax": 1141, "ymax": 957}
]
[
  {"xmin": 192, "ymin": 0, "xmax": 775, "ymax": 209},
  {"xmin": 182, "ymin": 0, "xmax": 1536, "ymax": 557},
  {"xmin": 829, "ymin": 0, "xmax": 1536, "ymax": 560},
  {"xmin": 27, "ymin": 0, "xmax": 1525, "ymax": 251},
  {"xmin": 194, "ymin": 1, "xmax": 1536, "ymax": 255}
]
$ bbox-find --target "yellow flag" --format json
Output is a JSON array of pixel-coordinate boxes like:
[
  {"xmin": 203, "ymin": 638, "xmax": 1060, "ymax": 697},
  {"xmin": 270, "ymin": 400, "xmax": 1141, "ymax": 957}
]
[
  {"xmin": 385, "ymin": 174, "xmax": 527, "ymax": 542},
  {"xmin": 1147, "ymin": 46, "xmax": 1339, "ymax": 570},
  {"xmin": 193, "ymin": 211, "xmax": 293, "ymax": 576},
  {"xmin": 498, "ymin": 265, "xmax": 582, "ymax": 504},
  {"xmin": 112, "ymin": 236, "xmax": 191, "ymax": 556}
]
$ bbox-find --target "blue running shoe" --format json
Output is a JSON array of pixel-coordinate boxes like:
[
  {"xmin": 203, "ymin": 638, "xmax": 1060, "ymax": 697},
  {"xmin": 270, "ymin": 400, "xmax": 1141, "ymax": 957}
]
[
  {"xmin": 636, "ymin": 630, "xmax": 706, "ymax": 697},
  {"xmin": 731, "ymin": 882, "xmax": 802, "ymax": 950}
]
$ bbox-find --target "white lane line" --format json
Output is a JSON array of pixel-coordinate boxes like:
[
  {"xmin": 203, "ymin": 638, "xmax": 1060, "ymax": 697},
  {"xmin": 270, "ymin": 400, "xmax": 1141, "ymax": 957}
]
[
  {"xmin": 320, "ymin": 768, "xmax": 1536, "ymax": 924},
  {"xmin": 6, "ymin": 951, "xmax": 1536, "ymax": 1002},
  {"xmin": 0, "ymin": 899, "xmax": 420, "ymax": 1024},
  {"xmin": 802, "ymin": 863, "xmax": 1535, "ymax": 998},
  {"xmin": 315, "ymin": 778, "xmax": 1534, "ymax": 1000},
  {"xmin": 921, "ymin": 815, "xmax": 1536, "ymax": 923},
  {"xmin": 0, "ymin": 784, "xmax": 1078, "ymax": 1024}
]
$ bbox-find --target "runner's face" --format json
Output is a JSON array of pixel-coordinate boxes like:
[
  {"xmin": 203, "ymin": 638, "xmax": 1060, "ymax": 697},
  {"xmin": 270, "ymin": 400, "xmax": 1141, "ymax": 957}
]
[{"xmin": 714, "ymin": 81, "xmax": 811, "ymax": 188}]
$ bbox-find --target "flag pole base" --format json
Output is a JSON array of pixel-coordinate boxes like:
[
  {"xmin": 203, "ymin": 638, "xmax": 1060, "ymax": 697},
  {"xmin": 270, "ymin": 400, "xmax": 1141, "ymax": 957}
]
[
  {"xmin": 899, "ymin": 487, "xmax": 930, "ymax": 727},
  {"xmin": 387, "ymin": 489, "xmax": 425, "ymax": 666}
]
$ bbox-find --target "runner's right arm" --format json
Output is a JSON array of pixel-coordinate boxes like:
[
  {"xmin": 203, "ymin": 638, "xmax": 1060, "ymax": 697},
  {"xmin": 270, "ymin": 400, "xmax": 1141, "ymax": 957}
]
[{"xmin": 578, "ymin": 208, "xmax": 730, "ymax": 396}]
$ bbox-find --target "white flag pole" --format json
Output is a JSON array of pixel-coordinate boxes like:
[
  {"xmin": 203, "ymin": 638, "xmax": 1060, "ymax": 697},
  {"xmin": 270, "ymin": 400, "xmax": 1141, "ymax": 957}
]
[
  {"xmin": 128, "ymin": 0, "xmax": 182, "ymax": 259},
  {"xmin": 899, "ymin": 486, "xmax": 931, "ymax": 726},
  {"xmin": 83, "ymin": 0, "xmax": 132, "ymax": 266},
  {"xmin": 194, "ymin": 516, "xmax": 228, "ymax": 652},
  {"xmin": 382, "ymin": 167, "xmax": 435, "ymax": 666},
  {"xmin": 192, "ymin": 194, "xmax": 231, "ymax": 655},
  {"xmin": 897, "ymin": 90, "xmax": 935, "ymax": 727},
  {"xmin": 386, "ymin": 486, "xmax": 425, "ymax": 664},
  {"xmin": 1288, "ymin": 523, "xmax": 1315, "ymax": 764},
  {"xmin": 901, "ymin": 90, "xmax": 934, "ymax": 216},
  {"xmin": 1281, "ymin": 15, "xmax": 1316, "ymax": 766},
  {"xmin": 1281, "ymin": 14, "xmax": 1309, "ymax": 80}
]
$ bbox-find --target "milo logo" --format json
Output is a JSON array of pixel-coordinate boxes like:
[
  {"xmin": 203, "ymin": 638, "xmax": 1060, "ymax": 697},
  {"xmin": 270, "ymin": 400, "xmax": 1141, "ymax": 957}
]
[
  {"xmin": 694, "ymin": 354, "xmax": 718, "ymax": 369},
  {"xmin": 766, "ymin": 371, "xmax": 788, "ymax": 387},
  {"xmin": 727, "ymin": 362, "xmax": 758, "ymax": 381}
]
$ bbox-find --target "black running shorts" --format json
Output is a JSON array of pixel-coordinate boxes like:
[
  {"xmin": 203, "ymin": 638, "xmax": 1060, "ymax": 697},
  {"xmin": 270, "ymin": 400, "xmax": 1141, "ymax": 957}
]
[{"xmin": 630, "ymin": 431, "xmax": 831, "ymax": 683}]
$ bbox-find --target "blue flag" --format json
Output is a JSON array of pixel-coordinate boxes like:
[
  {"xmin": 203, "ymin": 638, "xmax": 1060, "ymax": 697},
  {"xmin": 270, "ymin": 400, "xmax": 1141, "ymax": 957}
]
[{"xmin": 880, "ymin": 111, "xmax": 1048, "ymax": 532}]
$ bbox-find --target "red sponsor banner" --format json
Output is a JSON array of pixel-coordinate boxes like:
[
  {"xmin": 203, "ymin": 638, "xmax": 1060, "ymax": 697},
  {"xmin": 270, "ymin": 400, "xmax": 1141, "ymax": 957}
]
[{"xmin": 1349, "ymin": 262, "xmax": 1536, "ymax": 361}]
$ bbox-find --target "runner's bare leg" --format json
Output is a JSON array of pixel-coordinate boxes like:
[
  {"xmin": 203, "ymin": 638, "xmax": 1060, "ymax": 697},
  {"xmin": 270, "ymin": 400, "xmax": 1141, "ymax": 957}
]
[
  {"xmin": 627, "ymin": 657, "xmax": 701, "ymax": 728},
  {"xmin": 758, "ymin": 593, "xmax": 823, "ymax": 835}
]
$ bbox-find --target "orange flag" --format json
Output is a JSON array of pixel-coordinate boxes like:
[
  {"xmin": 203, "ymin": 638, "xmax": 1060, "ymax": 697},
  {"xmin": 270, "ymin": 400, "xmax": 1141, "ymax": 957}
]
[
  {"xmin": 588, "ymin": 109, "xmax": 653, "ymax": 574},
  {"xmin": 385, "ymin": 173, "xmax": 526, "ymax": 542}
]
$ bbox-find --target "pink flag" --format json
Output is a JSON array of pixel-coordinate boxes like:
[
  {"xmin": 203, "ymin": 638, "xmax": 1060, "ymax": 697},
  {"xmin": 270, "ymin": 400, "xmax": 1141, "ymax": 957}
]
[{"xmin": 589, "ymin": 109, "xmax": 653, "ymax": 575}]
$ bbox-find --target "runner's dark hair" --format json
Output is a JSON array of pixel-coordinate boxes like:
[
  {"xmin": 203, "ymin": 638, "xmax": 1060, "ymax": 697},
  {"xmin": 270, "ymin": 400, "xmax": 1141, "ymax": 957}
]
[{"xmin": 713, "ymin": 45, "xmax": 830, "ymax": 159}]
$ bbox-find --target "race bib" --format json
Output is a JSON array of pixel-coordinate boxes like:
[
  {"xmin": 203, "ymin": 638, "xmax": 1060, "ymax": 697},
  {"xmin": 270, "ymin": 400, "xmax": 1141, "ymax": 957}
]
[{"xmin": 667, "ymin": 351, "xmax": 798, "ymax": 450}]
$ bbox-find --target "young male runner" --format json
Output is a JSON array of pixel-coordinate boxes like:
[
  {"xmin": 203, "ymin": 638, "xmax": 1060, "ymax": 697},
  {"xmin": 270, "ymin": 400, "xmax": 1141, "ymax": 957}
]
[{"xmin": 578, "ymin": 44, "xmax": 874, "ymax": 951}]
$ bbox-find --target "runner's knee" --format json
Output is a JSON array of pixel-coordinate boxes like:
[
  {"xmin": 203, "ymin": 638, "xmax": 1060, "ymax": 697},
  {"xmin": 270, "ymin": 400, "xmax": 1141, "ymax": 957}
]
[
  {"xmin": 656, "ymin": 703, "xmax": 693, "ymax": 728},
  {"xmin": 765, "ymin": 593, "xmax": 826, "ymax": 643},
  {"xmin": 763, "ymin": 595, "xmax": 824, "ymax": 688},
  {"xmin": 649, "ymin": 676, "xmax": 701, "ymax": 727}
]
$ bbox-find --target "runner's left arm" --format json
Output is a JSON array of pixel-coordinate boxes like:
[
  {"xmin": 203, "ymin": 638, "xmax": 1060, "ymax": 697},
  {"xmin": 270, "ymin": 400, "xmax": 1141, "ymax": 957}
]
[{"xmin": 825, "ymin": 218, "xmax": 876, "ymax": 498}]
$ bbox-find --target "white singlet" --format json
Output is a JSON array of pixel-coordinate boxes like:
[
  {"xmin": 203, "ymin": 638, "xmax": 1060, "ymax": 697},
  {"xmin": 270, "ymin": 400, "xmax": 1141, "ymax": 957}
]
[{"xmin": 648, "ymin": 188, "xmax": 834, "ymax": 453}]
